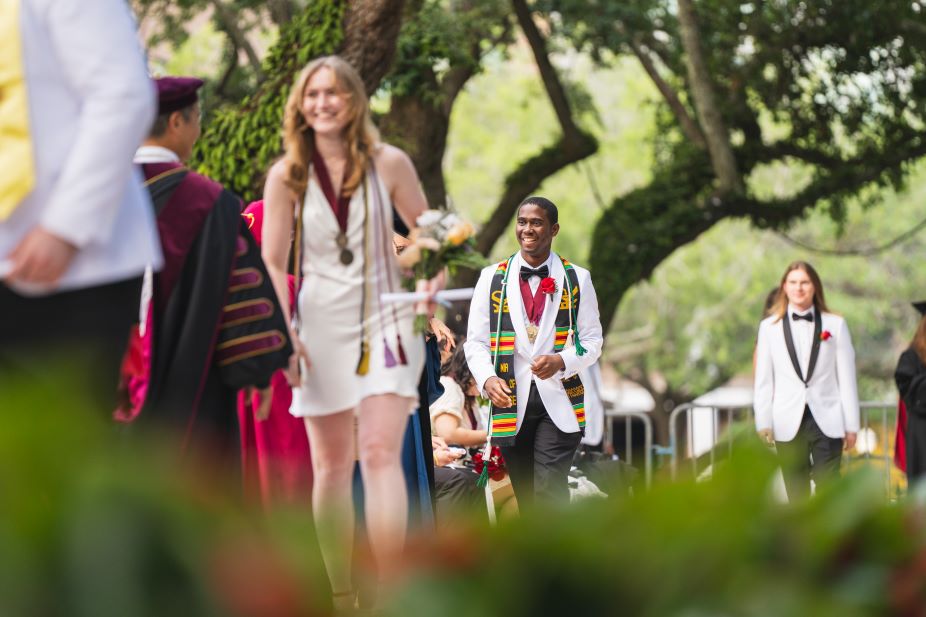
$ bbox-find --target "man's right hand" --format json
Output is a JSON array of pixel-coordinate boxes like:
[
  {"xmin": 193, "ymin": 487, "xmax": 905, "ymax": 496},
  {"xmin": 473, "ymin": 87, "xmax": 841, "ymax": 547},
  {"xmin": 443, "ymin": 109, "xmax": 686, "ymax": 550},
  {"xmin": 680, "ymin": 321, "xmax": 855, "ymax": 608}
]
[
  {"xmin": 757, "ymin": 428, "xmax": 774, "ymax": 445},
  {"xmin": 484, "ymin": 376, "xmax": 513, "ymax": 408},
  {"xmin": 4, "ymin": 226, "xmax": 79, "ymax": 287}
]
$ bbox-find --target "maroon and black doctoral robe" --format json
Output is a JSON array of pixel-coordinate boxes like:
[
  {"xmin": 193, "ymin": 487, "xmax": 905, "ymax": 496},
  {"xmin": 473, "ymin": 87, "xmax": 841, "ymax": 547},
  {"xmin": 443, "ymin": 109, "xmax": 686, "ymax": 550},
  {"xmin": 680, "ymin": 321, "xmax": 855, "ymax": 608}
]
[{"xmin": 118, "ymin": 162, "xmax": 292, "ymax": 457}]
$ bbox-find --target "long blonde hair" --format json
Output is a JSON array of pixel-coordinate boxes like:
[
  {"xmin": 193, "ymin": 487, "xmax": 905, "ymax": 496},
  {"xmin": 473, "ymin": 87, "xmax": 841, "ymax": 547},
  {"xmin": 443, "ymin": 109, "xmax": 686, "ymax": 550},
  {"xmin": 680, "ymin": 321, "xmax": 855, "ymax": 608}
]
[
  {"xmin": 768, "ymin": 261, "xmax": 830, "ymax": 322},
  {"xmin": 281, "ymin": 55, "xmax": 380, "ymax": 200}
]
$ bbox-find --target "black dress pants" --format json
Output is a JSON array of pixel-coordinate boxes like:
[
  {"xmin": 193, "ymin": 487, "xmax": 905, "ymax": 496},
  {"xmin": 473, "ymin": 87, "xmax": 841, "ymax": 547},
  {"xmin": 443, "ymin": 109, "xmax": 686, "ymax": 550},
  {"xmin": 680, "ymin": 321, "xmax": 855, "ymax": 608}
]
[
  {"xmin": 0, "ymin": 276, "xmax": 143, "ymax": 412},
  {"xmin": 776, "ymin": 406, "xmax": 843, "ymax": 501},
  {"xmin": 501, "ymin": 381, "xmax": 582, "ymax": 507}
]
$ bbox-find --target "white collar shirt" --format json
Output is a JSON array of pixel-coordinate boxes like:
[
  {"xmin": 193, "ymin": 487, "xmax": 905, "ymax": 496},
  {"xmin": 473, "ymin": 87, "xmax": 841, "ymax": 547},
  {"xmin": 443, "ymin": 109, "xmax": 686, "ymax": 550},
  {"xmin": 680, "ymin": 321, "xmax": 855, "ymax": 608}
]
[
  {"xmin": 2, "ymin": 0, "xmax": 162, "ymax": 294},
  {"xmin": 133, "ymin": 146, "xmax": 181, "ymax": 165},
  {"xmin": 788, "ymin": 303, "xmax": 815, "ymax": 376}
]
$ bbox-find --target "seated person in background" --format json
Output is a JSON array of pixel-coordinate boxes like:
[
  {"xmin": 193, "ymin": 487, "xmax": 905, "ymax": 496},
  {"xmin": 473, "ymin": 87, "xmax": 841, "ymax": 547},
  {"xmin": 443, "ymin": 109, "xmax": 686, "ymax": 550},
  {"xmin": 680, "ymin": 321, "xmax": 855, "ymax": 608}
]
[
  {"xmin": 430, "ymin": 342, "xmax": 488, "ymax": 448},
  {"xmin": 431, "ymin": 435, "xmax": 481, "ymax": 524}
]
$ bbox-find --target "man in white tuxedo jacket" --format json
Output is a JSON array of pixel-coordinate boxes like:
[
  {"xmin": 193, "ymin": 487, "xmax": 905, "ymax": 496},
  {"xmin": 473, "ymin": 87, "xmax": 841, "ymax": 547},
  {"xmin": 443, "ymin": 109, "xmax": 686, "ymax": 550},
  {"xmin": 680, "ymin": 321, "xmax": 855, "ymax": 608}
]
[
  {"xmin": 754, "ymin": 261, "xmax": 859, "ymax": 500},
  {"xmin": 1, "ymin": 0, "xmax": 159, "ymax": 406},
  {"xmin": 465, "ymin": 197, "xmax": 602, "ymax": 505}
]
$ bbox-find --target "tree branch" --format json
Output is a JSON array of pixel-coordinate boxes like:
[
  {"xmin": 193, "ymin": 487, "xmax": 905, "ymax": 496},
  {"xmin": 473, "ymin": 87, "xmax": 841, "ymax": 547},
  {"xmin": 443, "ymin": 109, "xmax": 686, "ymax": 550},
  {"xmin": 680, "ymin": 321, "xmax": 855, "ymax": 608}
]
[
  {"xmin": 473, "ymin": 134, "xmax": 597, "ymax": 256},
  {"xmin": 676, "ymin": 0, "xmax": 742, "ymax": 194},
  {"xmin": 215, "ymin": 35, "xmax": 241, "ymax": 97},
  {"xmin": 450, "ymin": 0, "xmax": 597, "ymax": 282},
  {"xmin": 630, "ymin": 39, "xmax": 706, "ymax": 149},
  {"xmin": 511, "ymin": 0, "xmax": 579, "ymax": 135},
  {"xmin": 210, "ymin": 0, "xmax": 266, "ymax": 82},
  {"xmin": 759, "ymin": 142, "xmax": 843, "ymax": 168}
]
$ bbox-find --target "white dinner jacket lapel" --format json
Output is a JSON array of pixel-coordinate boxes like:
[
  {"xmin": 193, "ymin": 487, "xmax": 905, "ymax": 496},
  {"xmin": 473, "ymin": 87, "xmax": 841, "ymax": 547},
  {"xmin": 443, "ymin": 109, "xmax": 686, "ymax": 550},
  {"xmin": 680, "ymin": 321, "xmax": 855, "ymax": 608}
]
[
  {"xmin": 532, "ymin": 252, "xmax": 564, "ymax": 355},
  {"xmin": 505, "ymin": 254, "xmax": 531, "ymax": 356}
]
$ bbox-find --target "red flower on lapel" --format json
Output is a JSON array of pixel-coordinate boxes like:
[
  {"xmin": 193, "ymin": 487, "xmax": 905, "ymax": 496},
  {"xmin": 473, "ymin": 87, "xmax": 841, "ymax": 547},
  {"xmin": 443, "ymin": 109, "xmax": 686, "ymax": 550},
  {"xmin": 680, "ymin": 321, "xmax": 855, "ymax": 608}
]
[
  {"xmin": 821, "ymin": 330, "xmax": 832, "ymax": 341},
  {"xmin": 539, "ymin": 277, "xmax": 557, "ymax": 295}
]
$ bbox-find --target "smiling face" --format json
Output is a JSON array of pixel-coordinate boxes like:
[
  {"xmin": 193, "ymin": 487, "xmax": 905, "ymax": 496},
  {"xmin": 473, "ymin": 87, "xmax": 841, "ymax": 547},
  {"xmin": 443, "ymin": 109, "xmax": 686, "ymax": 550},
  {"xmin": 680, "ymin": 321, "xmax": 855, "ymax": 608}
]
[
  {"xmin": 784, "ymin": 267, "xmax": 815, "ymax": 312},
  {"xmin": 516, "ymin": 203, "xmax": 559, "ymax": 266},
  {"xmin": 301, "ymin": 66, "xmax": 351, "ymax": 136}
]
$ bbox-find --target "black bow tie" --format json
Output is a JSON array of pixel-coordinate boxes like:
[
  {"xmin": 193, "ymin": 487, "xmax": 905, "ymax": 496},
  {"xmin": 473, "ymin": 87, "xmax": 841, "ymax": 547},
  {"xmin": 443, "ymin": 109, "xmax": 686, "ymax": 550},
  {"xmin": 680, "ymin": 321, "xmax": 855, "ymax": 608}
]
[
  {"xmin": 791, "ymin": 312, "xmax": 813, "ymax": 322},
  {"xmin": 520, "ymin": 265, "xmax": 549, "ymax": 281}
]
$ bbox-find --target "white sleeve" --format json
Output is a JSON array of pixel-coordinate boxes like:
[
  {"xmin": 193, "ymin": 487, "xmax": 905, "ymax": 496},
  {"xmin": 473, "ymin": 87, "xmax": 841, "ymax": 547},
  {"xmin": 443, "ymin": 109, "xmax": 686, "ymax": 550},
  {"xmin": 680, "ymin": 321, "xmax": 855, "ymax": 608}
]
[
  {"xmin": 559, "ymin": 268, "xmax": 603, "ymax": 376},
  {"xmin": 835, "ymin": 319, "xmax": 861, "ymax": 433},
  {"xmin": 464, "ymin": 267, "xmax": 499, "ymax": 394},
  {"xmin": 38, "ymin": 0, "xmax": 157, "ymax": 248},
  {"xmin": 753, "ymin": 321, "xmax": 774, "ymax": 431}
]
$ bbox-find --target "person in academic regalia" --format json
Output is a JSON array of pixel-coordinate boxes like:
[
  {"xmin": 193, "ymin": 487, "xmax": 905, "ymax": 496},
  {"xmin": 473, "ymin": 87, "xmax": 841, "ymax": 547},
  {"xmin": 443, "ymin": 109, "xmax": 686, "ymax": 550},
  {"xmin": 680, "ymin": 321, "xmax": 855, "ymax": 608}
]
[
  {"xmin": 114, "ymin": 77, "xmax": 292, "ymax": 462},
  {"xmin": 894, "ymin": 301, "xmax": 926, "ymax": 484},
  {"xmin": 754, "ymin": 261, "xmax": 860, "ymax": 501},
  {"xmin": 0, "ymin": 0, "xmax": 160, "ymax": 409}
]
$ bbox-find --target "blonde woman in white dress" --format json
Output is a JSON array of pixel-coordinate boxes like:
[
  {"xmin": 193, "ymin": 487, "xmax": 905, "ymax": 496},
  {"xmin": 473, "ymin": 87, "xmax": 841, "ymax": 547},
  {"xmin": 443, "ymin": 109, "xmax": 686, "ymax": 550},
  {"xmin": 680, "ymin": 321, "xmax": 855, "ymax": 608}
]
[{"xmin": 262, "ymin": 55, "xmax": 435, "ymax": 610}]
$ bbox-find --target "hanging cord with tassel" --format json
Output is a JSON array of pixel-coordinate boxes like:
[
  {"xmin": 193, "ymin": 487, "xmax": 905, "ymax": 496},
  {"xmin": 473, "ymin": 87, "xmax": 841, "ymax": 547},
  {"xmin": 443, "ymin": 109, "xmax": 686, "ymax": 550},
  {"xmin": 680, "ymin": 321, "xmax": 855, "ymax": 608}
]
[
  {"xmin": 564, "ymin": 262, "xmax": 586, "ymax": 357},
  {"xmin": 477, "ymin": 255, "xmax": 515, "ymax": 489},
  {"xmin": 368, "ymin": 163, "xmax": 404, "ymax": 366},
  {"xmin": 355, "ymin": 174, "xmax": 371, "ymax": 375}
]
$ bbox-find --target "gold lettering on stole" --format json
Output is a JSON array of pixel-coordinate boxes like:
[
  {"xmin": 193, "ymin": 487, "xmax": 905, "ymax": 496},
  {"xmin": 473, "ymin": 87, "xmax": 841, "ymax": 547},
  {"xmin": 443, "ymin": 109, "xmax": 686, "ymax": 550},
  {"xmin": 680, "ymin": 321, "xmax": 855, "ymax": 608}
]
[
  {"xmin": 492, "ymin": 290, "xmax": 510, "ymax": 314},
  {"xmin": 566, "ymin": 385, "xmax": 585, "ymax": 398},
  {"xmin": 499, "ymin": 362, "xmax": 509, "ymax": 373},
  {"xmin": 508, "ymin": 378, "xmax": 516, "ymax": 389},
  {"xmin": 559, "ymin": 286, "xmax": 578, "ymax": 310}
]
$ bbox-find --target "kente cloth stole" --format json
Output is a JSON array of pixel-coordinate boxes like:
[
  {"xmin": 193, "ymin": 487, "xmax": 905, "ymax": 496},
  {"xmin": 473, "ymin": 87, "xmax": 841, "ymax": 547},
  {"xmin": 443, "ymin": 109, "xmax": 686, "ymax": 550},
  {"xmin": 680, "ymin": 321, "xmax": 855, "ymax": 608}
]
[
  {"xmin": 487, "ymin": 255, "xmax": 586, "ymax": 447},
  {"xmin": 0, "ymin": 0, "xmax": 35, "ymax": 220}
]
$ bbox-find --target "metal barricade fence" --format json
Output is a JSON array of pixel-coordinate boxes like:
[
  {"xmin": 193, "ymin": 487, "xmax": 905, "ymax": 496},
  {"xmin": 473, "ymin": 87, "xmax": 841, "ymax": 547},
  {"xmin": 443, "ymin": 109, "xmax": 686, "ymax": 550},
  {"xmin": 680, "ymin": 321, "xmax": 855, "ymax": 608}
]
[
  {"xmin": 667, "ymin": 401, "xmax": 900, "ymax": 497},
  {"xmin": 602, "ymin": 401, "xmax": 654, "ymax": 489}
]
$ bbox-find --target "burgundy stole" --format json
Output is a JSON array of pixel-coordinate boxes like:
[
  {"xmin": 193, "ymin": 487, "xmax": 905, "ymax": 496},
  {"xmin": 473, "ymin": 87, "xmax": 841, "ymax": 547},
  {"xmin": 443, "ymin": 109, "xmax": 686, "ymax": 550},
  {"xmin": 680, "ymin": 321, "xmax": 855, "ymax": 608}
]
[{"xmin": 311, "ymin": 149, "xmax": 350, "ymax": 232}]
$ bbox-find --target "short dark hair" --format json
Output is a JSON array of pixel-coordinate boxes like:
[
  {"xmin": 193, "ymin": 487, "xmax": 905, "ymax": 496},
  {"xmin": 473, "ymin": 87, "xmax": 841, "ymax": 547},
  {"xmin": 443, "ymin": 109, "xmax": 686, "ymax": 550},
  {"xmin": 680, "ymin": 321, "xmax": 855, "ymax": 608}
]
[
  {"xmin": 148, "ymin": 105, "xmax": 196, "ymax": 138},
  {"xmin": 518, "ymin": 196, "xmax": 558, "ymax": 225}
]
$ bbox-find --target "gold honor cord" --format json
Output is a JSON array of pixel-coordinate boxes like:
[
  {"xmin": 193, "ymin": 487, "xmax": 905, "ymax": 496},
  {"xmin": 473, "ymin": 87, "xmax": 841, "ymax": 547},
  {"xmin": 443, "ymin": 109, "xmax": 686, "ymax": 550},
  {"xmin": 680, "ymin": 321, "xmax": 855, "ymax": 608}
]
[{"xmin": 0, "ymin": 0, "xmax": 35, "ymax": 220}]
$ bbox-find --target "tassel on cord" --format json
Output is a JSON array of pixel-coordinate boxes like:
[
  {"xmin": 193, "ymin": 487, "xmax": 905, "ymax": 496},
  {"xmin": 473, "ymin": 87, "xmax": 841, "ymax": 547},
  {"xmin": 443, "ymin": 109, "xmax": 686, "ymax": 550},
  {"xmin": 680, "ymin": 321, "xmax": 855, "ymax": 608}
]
[
  {"xmin": 574, "ymin": 328, "xmax": 587, "ymax": 356},
  {"xmin": 383, "ymin": 338, "xmax": 397, "ymax": 368},
  {"xmin": 475, "ymin": 442, "xmax": 492, "ymax": 488},
  {"xmin": 476, "ymin": 465, "xmax": 490, "ymax": 489},
  {"xmin": 356, "ymin": 340, "xmax": 371, "ymax": 375},
  {"xmin": 395, "ymin": 333, "xmax": 408, "ymax": 365}
]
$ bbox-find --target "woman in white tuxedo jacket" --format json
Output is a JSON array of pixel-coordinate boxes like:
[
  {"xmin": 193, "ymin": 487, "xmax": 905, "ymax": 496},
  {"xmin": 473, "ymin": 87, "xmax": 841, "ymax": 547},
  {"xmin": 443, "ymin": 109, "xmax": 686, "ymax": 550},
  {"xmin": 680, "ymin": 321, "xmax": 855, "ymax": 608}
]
[{"xmin": 754, "ymin": 261, "xmax": 859, "ymax": 501}]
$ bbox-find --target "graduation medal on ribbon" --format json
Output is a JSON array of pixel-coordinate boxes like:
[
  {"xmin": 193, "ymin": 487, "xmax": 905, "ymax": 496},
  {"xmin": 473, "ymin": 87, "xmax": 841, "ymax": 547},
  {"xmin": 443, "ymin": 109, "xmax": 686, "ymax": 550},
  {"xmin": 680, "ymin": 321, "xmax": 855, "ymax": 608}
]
[
  {"xmin": 526, "ymin": 323, "xmax": 539, "ymax": 344},
  {"xmin": 336, "ymin": 231, "xmax": 353, "ymax": 265}
]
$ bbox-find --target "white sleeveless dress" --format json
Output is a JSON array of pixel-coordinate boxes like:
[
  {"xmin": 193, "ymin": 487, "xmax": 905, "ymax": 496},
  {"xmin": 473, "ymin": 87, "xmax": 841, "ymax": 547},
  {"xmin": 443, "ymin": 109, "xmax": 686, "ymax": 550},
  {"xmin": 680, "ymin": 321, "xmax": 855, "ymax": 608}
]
[{"xmin": 289, "ymin": 166, "xmax": 424, "ymax": 417}]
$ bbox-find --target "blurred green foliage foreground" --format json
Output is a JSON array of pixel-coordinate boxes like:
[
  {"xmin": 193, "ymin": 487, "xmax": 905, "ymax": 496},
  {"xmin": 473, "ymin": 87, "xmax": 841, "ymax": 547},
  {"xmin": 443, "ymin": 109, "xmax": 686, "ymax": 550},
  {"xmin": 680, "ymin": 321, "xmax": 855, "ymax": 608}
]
[{"xmin": 3, "ymin": 374, "xmax": 925, "ymax": 617}]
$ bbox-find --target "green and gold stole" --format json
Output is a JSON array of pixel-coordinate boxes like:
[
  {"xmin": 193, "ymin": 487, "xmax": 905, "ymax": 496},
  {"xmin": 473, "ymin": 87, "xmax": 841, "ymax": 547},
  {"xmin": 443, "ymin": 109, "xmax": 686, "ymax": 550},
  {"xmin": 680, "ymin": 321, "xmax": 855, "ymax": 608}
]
[{"xmin": 487, "ymin": 254, "xmax": 587, "ymax": 448}]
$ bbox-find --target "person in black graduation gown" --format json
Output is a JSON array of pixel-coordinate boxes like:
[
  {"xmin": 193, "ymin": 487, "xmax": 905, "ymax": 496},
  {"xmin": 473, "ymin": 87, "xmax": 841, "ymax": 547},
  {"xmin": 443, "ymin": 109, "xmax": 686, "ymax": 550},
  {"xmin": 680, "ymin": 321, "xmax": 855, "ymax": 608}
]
[
  {"xmin": 894, "ymin": 301, "xmax": 926, "ymax": 484},
  {"xmin": 115, "ymin": 77, "xmax": 291, "ymax": 460}
]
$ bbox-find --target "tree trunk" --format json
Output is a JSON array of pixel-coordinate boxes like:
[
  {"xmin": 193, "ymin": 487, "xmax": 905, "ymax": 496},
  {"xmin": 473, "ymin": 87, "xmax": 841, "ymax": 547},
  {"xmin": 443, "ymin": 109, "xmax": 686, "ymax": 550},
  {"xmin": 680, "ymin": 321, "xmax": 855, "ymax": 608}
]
[
  {"xmin": 676, "ymin": 0, "xmax": 742, "ymax": 195},
  {"xmin": 379, "ymin": 91, "xmax": 450, "ymax": 209},
  {"xmin": 341, "ymin": 0, "xmax": 406, "ymax": 95}
]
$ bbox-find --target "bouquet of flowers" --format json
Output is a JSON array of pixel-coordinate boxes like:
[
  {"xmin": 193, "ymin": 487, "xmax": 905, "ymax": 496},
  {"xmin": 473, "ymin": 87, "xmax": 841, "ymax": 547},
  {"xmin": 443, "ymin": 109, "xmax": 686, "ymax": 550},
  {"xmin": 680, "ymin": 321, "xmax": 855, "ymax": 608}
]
[
  {"xmin": 473, "ymin": 445, "xmax": 507, "ymax": 484},
  {"xmin": 396, "ymin": 209, "xmax": 485, "ymax": 332}
]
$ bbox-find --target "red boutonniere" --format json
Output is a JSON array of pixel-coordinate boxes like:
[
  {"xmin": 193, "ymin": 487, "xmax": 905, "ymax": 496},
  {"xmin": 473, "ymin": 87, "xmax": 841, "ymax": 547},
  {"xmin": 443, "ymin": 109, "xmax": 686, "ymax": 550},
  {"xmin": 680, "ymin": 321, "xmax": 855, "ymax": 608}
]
[
  {"xmin": 539, "ymin": 277, "xmax": 557, "ymax": 296},
  {"xmin": 820, "ymin": 330, "xmax": 832, "ymax": 341}
]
